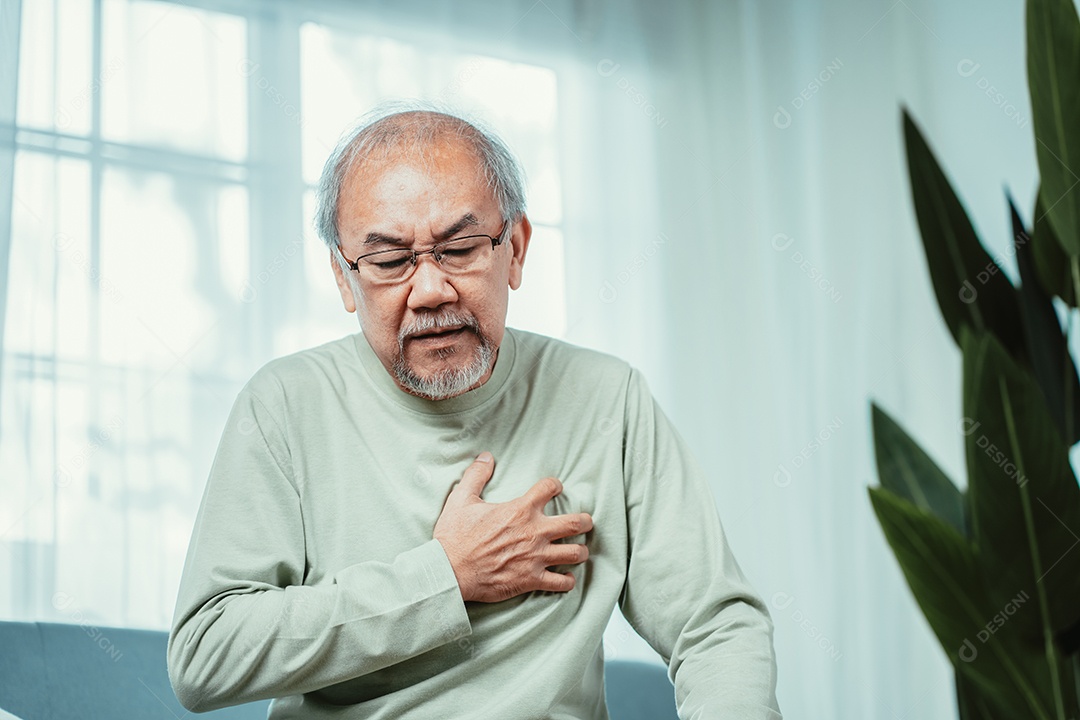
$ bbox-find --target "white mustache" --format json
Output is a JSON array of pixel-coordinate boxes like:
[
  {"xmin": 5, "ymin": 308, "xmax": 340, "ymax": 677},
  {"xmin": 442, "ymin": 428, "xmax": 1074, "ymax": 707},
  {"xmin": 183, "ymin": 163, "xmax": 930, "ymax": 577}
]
[{"xmin": 399, "ymin": 312, "xmax": 479, "ymax": 343}]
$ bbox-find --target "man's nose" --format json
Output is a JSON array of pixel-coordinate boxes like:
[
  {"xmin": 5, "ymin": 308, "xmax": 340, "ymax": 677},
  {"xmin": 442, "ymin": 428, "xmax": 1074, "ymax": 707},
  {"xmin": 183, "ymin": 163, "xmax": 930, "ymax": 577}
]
[{"xmin": 406, "ymin": 255, "xmax": 459, "ymax": 310}]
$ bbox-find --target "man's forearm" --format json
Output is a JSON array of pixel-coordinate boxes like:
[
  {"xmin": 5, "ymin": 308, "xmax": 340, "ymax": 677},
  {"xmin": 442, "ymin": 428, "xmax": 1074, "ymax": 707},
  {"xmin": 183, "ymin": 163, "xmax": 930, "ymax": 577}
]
[
  {"xmin": 168, "ymin": 538, "xmax": 471, "ymax": 711},
  {"xmin": 669, "ymin": 598, "xmax": 781, "ymax": 719}
]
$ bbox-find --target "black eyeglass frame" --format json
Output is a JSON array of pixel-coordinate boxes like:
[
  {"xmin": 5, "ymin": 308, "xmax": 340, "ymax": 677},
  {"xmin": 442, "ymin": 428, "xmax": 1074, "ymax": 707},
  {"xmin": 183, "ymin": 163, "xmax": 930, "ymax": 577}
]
[{"xmin": 339, "ymin": 221, "xmax": 510, "ymax": 275}]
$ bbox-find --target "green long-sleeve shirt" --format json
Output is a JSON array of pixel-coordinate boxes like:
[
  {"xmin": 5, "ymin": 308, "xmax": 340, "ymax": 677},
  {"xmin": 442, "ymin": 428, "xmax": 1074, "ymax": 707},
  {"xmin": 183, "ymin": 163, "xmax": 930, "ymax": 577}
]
[{"xmin": 167, "ymin": 327, "xmax": 781, "ymax": 718}]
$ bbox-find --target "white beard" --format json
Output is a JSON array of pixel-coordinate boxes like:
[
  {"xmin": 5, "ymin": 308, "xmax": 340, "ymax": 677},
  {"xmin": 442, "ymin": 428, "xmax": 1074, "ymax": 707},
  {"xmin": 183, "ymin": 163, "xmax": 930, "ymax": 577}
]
[{"xmin": 392, "ymin": 313, "xmax": 495, "ymax": 400}]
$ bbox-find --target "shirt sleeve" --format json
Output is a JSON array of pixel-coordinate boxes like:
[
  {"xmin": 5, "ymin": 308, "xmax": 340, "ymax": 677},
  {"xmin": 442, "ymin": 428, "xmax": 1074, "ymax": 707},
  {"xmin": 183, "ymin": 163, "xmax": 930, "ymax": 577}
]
[
  {"xmin": 166, "ymin": 378, "xmax": 472, "ymax": 712},
  {"xmin": 617, "ymin": 368, "xmax": 782, "ymax": 719}
]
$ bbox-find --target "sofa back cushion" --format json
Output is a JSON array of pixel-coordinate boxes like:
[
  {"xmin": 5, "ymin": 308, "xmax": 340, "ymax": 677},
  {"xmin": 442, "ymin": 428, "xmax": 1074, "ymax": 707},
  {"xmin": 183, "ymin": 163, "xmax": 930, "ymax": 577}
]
[
  {"xmin": 0, "ymin": 621, "xmax": 676, "ymax": 720},
  {"xmin": 0, "ymin": 622, "xmax": 46, "ymax": 719},
  {"xmin": 0, "ymin": 622, "xmax": 269, "ymax": 719}
]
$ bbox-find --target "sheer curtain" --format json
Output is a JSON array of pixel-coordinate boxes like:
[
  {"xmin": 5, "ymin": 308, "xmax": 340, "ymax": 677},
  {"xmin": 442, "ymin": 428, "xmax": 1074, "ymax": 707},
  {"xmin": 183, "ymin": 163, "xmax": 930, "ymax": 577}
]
[
  {"xmin": 605, "ymin": 3, "xmax": 1037, "ymax": 717},
  {"xmin": 0, "ymin": 0, "xmax": 1041, "ymax": 717}
]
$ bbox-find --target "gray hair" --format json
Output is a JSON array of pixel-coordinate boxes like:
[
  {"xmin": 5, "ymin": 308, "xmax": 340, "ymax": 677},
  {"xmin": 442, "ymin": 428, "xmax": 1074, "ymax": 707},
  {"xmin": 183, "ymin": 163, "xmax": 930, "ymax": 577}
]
[{"xmin": 314, "ymin": 100, "xmax": 527, "ymax": 255}]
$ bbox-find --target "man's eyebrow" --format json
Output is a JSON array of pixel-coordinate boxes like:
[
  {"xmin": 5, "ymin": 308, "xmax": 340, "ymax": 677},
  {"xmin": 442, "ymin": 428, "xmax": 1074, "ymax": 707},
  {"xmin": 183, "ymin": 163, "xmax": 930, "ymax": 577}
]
[
  {"xmin": 363, "ymin": 231, "xmax": 407, "ymax": 247},
  {"xmin": 362, "ymin": 214, "xmax": 481, "ymax": 247},
  {"xmin": 434, "ymin": 214, "xmax": 480, "ymax": 241}
]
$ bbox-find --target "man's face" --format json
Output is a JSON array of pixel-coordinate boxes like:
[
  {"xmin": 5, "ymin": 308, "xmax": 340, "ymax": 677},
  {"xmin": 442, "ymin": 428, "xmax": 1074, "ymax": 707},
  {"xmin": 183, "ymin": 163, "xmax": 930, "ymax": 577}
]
[{"xmin": 331, "ymin": 138, "xmax": 530, "ymax": 399}]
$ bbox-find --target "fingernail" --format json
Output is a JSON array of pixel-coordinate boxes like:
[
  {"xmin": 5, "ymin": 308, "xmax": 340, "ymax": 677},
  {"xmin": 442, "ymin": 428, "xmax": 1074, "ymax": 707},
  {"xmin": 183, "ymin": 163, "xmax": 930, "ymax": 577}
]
[{"xmin": 476, "ymin": 452, "xmax": 493, "ymax": 463}]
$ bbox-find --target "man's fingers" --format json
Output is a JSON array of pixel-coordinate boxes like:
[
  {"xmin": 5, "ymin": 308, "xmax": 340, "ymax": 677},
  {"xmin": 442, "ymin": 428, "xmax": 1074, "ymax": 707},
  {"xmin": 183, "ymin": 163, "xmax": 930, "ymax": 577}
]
[
  {"xmin": 537, "ymin": 570, "xmax": 576, "ymax": 593},
  {"xmin": 545, "ymin": 542, "xmax": 589, "ymax": 566},
  {"xmin": 544, "ymin": 512, "xmax": 594, "ymax": 540},
  {"xmin": 524, "ymin": 476, "xmax": 563, "ymax": 507},
  {"xmin": 452, "ymin": 452, "xmax": 495, "ymax": 500}
]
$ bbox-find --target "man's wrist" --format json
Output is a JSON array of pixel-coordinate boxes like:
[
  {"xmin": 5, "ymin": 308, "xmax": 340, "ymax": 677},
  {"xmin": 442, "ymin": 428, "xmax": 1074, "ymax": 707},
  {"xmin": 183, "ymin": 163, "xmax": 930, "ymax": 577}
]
[{"xmin": 434, "ymin": 536, "xmax": 472, "ymax": 601}]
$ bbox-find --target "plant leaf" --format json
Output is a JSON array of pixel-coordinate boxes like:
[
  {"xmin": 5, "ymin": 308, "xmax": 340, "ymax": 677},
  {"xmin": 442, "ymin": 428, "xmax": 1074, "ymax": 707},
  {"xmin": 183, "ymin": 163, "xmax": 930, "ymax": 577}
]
[
  {"xmin": 869, "ymin": 487, "xmax": 1054, "ymax": 718},
  {"xmin": 957, "ymin": 668, "xmax": 1005, "ymax": 720},
  {"xmin": 1010, "ymin": 194, "xmax": 1080, "ymax": 445},
  {"xmin": 871, "ymin": 402, "xmax": 966, "ymax": 535},
  {"xmin": 902, "ymin": 109, "xmax": 1028, "ymax": 362},
  {"xmin": 962, "ymin": 327, "xmax": 1080, "ymax": 648},
  {"xmin": 1027, "ymin": 0, "xmax": 1080, "ymax": 255},
  {"xmin": 1033, "ymin": 190, "xmax": 1077, "ymax": 306}
]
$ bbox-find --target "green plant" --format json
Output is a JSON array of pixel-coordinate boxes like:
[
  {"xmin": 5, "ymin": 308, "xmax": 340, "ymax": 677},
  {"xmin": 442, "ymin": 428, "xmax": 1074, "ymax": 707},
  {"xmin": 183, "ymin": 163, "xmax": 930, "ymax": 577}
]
[{"xmin": 868, "ymin": 0, "xmax": 1080, "ymax": 717}]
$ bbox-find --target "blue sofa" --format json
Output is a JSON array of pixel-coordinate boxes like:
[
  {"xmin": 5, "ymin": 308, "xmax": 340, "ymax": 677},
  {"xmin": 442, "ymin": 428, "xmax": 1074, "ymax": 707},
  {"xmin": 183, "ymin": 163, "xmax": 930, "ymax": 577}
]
[{"xmin": 0, "ymin": 621, "xmax": 678, "ymax": 719}]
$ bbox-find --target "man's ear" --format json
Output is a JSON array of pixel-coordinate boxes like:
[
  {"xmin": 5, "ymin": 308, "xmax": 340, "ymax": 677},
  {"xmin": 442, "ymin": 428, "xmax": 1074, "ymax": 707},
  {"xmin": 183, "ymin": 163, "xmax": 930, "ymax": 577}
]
[
  {"xmin": 507, "ymin": 215, "xmax": 532, "ymax": 291},
  {"xmin": 330, "ymin": 249, "xmax": 358, "ymax": 314}
]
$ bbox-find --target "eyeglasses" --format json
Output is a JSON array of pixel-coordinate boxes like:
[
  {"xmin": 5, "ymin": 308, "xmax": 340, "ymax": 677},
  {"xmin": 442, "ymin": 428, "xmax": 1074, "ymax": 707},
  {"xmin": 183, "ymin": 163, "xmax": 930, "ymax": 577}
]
[{"xmin": 340, "ymin": 222, "xmax": 509, "ymax": 285}]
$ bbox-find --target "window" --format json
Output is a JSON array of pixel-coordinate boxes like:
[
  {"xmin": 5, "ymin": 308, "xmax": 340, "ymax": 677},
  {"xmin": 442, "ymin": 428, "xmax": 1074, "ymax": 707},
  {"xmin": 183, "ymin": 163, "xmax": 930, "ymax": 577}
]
[{"xmin": 1, "ymin": 0, "xmax": 567, "ymax": 627}]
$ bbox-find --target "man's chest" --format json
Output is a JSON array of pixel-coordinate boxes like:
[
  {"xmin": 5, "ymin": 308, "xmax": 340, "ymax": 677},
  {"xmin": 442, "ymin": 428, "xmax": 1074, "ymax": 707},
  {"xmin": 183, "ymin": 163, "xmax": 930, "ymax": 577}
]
[{"xmin": 288, "ymin": 403, "xmax": 627, "ymax": 580}]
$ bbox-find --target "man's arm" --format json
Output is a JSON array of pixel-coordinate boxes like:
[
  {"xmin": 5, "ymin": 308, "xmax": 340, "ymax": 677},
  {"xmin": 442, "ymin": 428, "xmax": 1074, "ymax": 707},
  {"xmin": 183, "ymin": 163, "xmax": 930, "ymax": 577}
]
[
  {"xmin": 166, "ymin": 383, "xmax": 472, "ymax": 712},
  {"xmin": 617, "ymin": 368, "xmax": 782, "ymax": 719}
]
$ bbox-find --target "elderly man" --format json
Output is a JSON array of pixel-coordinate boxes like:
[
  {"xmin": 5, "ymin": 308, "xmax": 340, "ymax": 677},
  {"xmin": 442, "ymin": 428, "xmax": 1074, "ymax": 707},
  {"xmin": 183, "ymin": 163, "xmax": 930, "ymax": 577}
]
[{"xmin": 167, "ymin": 106, "xmax": 781, "ymax": 719}]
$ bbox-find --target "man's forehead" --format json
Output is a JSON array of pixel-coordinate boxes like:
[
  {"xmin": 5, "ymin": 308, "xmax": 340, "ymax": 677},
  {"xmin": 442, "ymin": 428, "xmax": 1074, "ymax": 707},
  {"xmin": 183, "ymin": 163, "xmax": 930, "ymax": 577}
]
[
  {"xmin": 349, "ymin": 134, "xmax": 484, "ymax": 184},
  {"xmin": 336, "ymin": 143, "xmax": 498, "ymax": 245}
]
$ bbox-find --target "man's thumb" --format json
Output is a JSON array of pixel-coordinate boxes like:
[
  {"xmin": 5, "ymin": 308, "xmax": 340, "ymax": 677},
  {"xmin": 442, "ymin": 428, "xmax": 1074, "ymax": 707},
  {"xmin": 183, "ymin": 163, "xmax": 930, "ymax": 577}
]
[{"xmin": 454, "ymin": 452, "xmax": 495, "ymax": 500}]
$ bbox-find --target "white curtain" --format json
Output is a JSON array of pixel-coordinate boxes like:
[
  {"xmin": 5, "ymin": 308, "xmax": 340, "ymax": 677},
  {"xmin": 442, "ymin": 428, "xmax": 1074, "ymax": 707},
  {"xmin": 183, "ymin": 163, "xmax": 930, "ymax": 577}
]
[{"xmin": 0, "ymin": 0, "xmax": 1045, "ymax": 717}]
